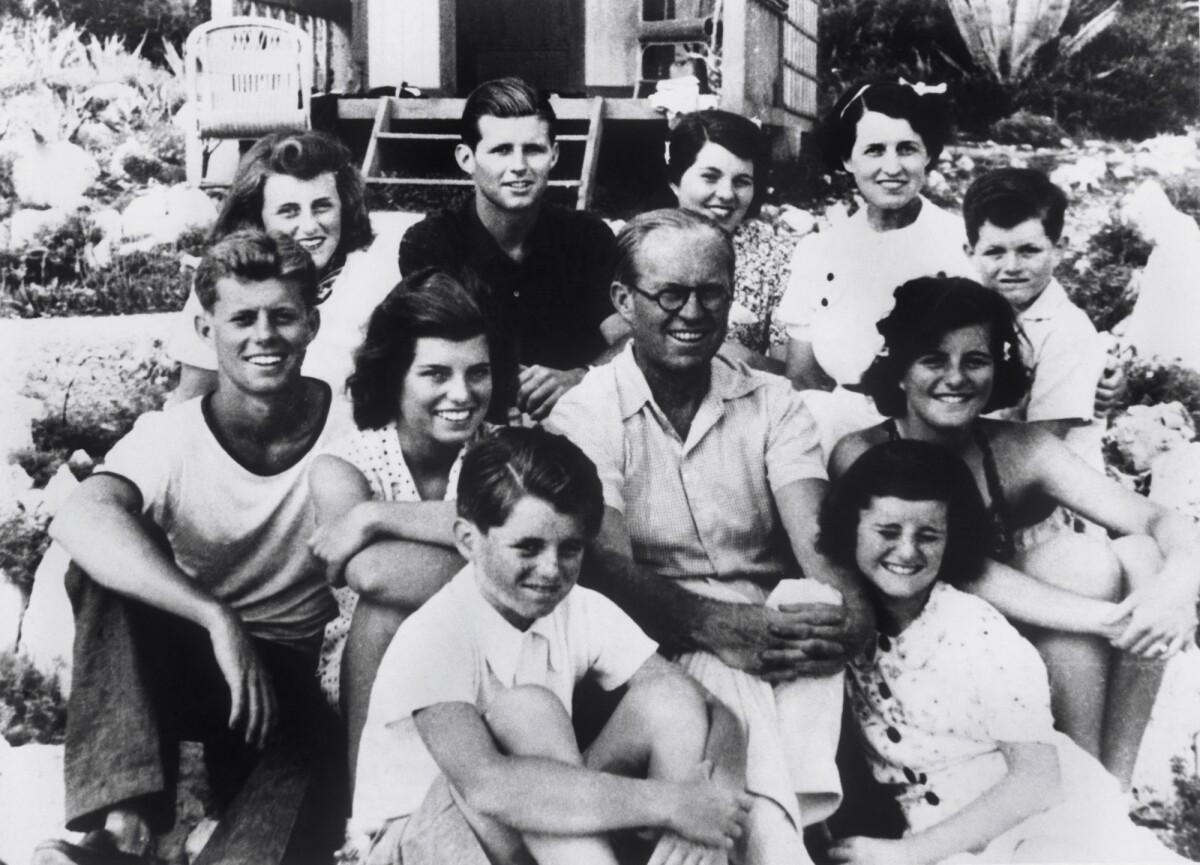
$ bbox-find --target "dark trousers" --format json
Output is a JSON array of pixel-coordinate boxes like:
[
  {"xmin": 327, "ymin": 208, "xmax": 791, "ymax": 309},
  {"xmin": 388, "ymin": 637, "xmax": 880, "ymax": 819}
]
[{"xmin": 63, "ymin": 564, "xmax": 345, "ymax": 864}]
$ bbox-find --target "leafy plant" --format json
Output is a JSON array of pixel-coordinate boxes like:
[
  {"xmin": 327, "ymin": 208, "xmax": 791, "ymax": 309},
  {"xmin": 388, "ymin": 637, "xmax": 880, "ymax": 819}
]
[
  {"xmin": 34, "ymin": 0, "xmax": 210, "ymax": 69},
  {"xmin": 0, "ymin": 650, "xmax": 67, "ymax": 746},
  {"xmin": 1059, "ymin": 219, "xmax": 1150, "ymax": 333},
  {"xmin": 1112, "ymin": 359, "xmax": 1200, "ymax": 433},
  {"xmin": 0, "ymin": 512, "xmax": 51, "ymax": 596}
]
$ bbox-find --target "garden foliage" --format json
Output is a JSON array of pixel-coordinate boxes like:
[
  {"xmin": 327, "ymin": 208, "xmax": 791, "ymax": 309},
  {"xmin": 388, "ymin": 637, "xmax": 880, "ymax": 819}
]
[
  {"xmin": 0, "ymin": 650, "xmax": 66, "ymax": 746},
  {"xmin": 819, "ymin": 0, "xmax": 1199, "ymax": 139}
]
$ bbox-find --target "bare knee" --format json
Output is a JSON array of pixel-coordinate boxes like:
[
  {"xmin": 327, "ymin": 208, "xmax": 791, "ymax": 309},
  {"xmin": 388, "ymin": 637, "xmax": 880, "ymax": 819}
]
[
  {"xmin": 620, "ymin": 671, "xmax": 709, "ymax": 742},
  {"xmin": 1111, "ymin": 534, "xmax": 1163, "ymax": 590},
  {"xmin": 1020, "ymin": 534, "xmax": 1122, "ymax": 601},
  {"xmin": 485, "ymin": 685, "xmax": 581, "ymax": 762}
]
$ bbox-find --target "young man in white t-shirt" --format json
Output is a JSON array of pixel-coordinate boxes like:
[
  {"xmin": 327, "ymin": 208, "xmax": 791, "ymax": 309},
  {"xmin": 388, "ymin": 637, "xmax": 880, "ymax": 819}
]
[
  {"xmin": 34, "ymin": 232, "xmax": 341, "ymax": 865},
  {"xmin": 351, "ymin": 427, "xmax": 751, "ymax": 865}
]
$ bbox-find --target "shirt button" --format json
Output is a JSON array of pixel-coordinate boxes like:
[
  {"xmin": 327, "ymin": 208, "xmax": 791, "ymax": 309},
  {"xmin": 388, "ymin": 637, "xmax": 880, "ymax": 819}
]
[
  {"xmin": 925, "ymin": 791, "xmax": 940, "ymax": 805},
  {"xmin": 886, "ymin": 726, "xmax": 901, "ymax": 743},
  {"xmin": 878, "ymin": 682, "xmax": 892, "ymax": 699}
]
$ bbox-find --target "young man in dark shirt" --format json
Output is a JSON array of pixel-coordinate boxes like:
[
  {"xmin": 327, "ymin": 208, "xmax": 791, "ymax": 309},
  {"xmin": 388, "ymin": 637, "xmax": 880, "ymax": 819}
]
[{"xmin": 399, "ymin": 77, "xmax": 617, "ymax": 421}]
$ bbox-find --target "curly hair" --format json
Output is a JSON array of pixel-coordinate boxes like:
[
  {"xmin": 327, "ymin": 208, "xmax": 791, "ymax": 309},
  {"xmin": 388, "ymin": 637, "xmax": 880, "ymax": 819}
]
[
  {"xmin": 194, "ymin": 230, "xmax": 317, "ymax": 310},
  {"xmin": 457, "ymin": 427, "xmax": 604, "ymax": 538},
  {"xmin": 962, "ymin": 167, "xmax": 1068, "ymax": 246},
  {"xmin": 819, "ymin": 80, "xmax": 952, "ymax": 174},
  {"xmin": 859, "ymin": 276, "xmax": 1031, "ymax": 418},
  {"xmin": 667, "ymin": 110, "xmax": 771, "ymax": 219},
  {"xmin": 347, "ymin": 267, "xmax": 492, "ymax": 430},
  {"xmin": 212, "ymin": 130, "xmax": 373, "ymax": 263},
  {"xmin": 817, "ymin": 439, "xmax": 991, "ymax": 587}
]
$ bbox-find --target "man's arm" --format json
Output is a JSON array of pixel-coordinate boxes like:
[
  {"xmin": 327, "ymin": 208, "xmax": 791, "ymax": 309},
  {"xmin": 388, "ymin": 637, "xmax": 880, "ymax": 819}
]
[
  {"xmin": 51, "ymin": 474, "xmax": 275, "ymax": 746},
  {"xmin": 414, "ymin": 700, "xmax": 748, "ymax": 846}
]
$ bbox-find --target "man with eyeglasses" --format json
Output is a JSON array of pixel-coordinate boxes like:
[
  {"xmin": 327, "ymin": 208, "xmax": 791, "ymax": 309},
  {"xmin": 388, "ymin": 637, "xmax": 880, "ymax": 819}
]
[{"xmin": 546, "ymin": 208, "xmax": 873, "ymax": 862}]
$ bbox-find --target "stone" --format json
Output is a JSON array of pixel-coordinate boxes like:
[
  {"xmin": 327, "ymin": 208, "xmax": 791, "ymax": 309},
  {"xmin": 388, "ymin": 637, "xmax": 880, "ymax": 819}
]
[
  {"xmin": 0, "ymin": 462, "xmax": 35, "ymax": 521},
  {"xmin": 120, "ymin": 185, "xmax": 217, "ymax": 247},
  {"xmin": 8, "ymin": 207, "xmax": 71, "ymax": 251},
  {"xmin": 0, "ymin": 574, "xmax": 23, "ymax": 652},
  {"xmin": 10, "ymin": 139, "xmax": 99, "ymax": 210},
  {"xmin": 40, "ymin": 463, "xmax": 79, "ymax": 518},
  {"xmin": 0, "ymin": 740, "xmax": 77, "ymax": 865},
  {"xmin": 1105, "ymin": 403, "xmax": 1196, "ymax": 475},
  {"xmin": 1121, "ymin": 181, "xmax": 1200, "ymax": 372},
  {"xmin": 66, "ymin": 449, "xmax": 94, "ymax": 474},
  {"xmin": 1049, "ymin": 155, "xmax": 1107, "ymax": 191},
  {"xmin": 924, "ymin": 169, "xmax": 950, "ymax": 198},
  {"xmin": 0, "ymin": 393, "xmax": 42, "ymax": 462},
  {"xmin": 17, "ymin": 542, "xmax": 74, "ymax": 691},
  {"xmin": 1148, "ymin": 443, "xmax": 1200, "ymax": 520},
  {"xmin": 74, "ymin": 120, "xmax": 118, "ymax": 154}
]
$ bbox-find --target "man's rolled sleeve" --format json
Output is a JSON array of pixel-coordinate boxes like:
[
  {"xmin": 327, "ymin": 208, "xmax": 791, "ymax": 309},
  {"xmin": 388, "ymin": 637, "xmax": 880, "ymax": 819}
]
[{"xmin": 764, "ymin": 382, "xmax": 827, "ymax": 492}]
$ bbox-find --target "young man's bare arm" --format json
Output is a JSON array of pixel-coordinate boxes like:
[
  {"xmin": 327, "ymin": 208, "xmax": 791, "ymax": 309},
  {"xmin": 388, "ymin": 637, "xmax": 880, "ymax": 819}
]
[
  {"xmin": 414, "ymin": 700, "xmax": 747, "ymax": 846},
  {"xmin": 51, "ymin": 475, "xmax": 276, "ymax": 746}
]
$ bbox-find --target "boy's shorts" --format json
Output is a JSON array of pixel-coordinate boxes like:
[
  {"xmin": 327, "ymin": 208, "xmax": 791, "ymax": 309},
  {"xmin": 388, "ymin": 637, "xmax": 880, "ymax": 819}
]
[{"xmin": 358, "ymin": 776, "xmax": 490, "ymax": 865}]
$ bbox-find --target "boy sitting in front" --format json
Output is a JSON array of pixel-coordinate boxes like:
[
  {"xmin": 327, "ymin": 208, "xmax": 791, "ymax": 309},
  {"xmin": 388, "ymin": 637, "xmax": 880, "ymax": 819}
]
[
  {"xmin": 350, "ymin": 427, "xmax": 751, "ymax": 865},
  {"xmin": 963, "ymin": 167, "xmax": 1108, "ymax": 464}
]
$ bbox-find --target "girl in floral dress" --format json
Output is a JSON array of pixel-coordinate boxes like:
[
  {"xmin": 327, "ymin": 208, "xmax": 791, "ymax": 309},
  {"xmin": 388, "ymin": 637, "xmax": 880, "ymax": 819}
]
[{"xmin": 816, "ymin": 439, "xmax": 1184, "ymax": 864}]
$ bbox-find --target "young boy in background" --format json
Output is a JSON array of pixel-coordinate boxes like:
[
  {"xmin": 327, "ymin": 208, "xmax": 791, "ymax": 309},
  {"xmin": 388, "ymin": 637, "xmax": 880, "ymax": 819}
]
[
  {"xmin": 963, "ymin": 167, "xmax": 1109, "ymax": 465},
  {"xmin": 350, "ymin": 427, "xmax": 750, "ymax": 865}
]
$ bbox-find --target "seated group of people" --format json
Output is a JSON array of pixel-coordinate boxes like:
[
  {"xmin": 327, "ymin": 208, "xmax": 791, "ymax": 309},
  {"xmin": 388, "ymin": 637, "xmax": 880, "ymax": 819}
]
[{"xmin": 33, "ymin": 76, "xmax": 1200, "ymax": 865}]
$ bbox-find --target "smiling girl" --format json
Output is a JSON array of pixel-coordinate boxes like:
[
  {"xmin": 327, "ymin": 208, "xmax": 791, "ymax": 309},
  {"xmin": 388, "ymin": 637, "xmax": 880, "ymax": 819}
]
[
  {"xmin": 832, "ymin": 276, "xmax": 1200, "ymax": 786},
  {"xmin": 817, "ymin": 440, "xmax": 1185, "ymax": 865},
  {"xmin": 306, "ymin": 268, "xmax": 495, "ymax": 786}
]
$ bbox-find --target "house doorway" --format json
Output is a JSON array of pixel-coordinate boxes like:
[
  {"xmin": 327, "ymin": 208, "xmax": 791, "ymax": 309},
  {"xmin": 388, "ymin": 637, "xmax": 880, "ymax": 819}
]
[{"xmin": 456, "ymin": 0, "xmax": 585, "ymax": 95}]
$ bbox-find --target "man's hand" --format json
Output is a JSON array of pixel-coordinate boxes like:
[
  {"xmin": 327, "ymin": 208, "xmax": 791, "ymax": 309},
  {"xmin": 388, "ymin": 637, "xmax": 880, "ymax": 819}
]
[
  {"xmin": 660, "ymin": 762, "xmax": 751, "ymax": 852},
  {"xmin": 308, "ymin": 504, "xmax": 375, "ymax": 586},
  {"xmin": 705, "ymin": 602, "xmax": 848, "ymax": 681},
  {"xmin": 516, "ymin": 365, "xmax": 586, "ymax": 421},
  {"xmin": 207, "ymin": 607, "xmax": 278, "ymax": 749}
]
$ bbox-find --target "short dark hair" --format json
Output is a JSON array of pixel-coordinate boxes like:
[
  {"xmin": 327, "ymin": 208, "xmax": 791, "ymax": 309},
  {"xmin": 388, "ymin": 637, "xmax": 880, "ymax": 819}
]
[
  {"xmin": 963, "ymin": 167, "xmax": 1068, "ymax": 246},
  {"xmin": 347, "ymin": 267, "xmax": 492, "ymax": 430},
  {"xmin": 860, "ymin": 276, "xmax": 1031, "ymax": 417},
  {"xmin": 819, "ymin": 80, "xmax": 951, "ymax": 173},
  {"xmin": 194, "ymin": 230, "xmax": 318, "ymax": 310},
  {"xmin": 613, "ymin": 208, "xmax": 734, "ymax": 290},
  {"xmin": 460, "ymin": 77, "xmax": 557, "ymax": 150},
  {"xmin": 457, "ymin": 427, "xmax": 604, "ymax": 538},
  {"xmin": 667, "ymin": 110, "xmax": 771, "ymax": 219},
  {"xmin": 817, "ymin": 439, "xmax": 991, "ymax": 587},
  {"xmin": 213, "ymin": 130, "xmax": 373, "ymax": 262}
]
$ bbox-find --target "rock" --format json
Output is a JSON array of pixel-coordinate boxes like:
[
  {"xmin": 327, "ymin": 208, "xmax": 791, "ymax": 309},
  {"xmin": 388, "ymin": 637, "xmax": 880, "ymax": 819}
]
[
  {"xmin": 1132, "ymin": 648, "xmax": 1200, "ymax": 805},
  {"xmin": 8, "ymin": 207, "xmax": 71, "ymax": 250},
  {"xmin": 120, "ymin": 185, "xmax": 217, "ymax": 247},
  {"xmin": 0, "ymin": 462, "xmax": 35, "ymax": 521},
  {"xmin": 0, "ymin": 740, "xmax": 78, "ymax": 865},
  {"xmin": 0, "ymin": 393, "xmax": 42, "ymax": 463},
  {"xmin": 1121, "ymin": 181, "xmax": 1200, "ymax": 371},
  {"xmin": 1134, "ymin": 135, "xmax": 1200, "ymax": 177},
  {"xmin": 924, "ymin": 169, "xmax": 950, "ymax": 197},
  {"xmin": 1149, "ymin": 443, "xmax": 1200, "ymax": 520},
  {"xmin": 1105, "ymin": 403, "xmax": 1196, "ymax": 475},
  {"xmin": 1049, "ymin": 155, "xmax": 1107, "ymax": 191},
  {"xmin": 956, "ymin": 155, "xmax": 976, "ymax": 173},
  {"xmin": 40, "ymin": 464, "xmax": 79, "ymax": 518},
  {"xmin": 10, "ymin": 139, "xmax": 100, "ymax": 210},
  {"xmin": 17, "ymin": 542, "xmax": 74, "ymax": 692},
  {"xmin": 0, "ymin": 574, "xmax": 23, "ymax": 652},
  {"xmin": 67, "ymin": 449, "xmax": 94, "ymax": 475}
]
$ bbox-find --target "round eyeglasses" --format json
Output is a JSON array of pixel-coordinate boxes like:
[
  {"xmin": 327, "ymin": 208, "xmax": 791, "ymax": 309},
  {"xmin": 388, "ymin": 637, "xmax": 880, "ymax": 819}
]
[{"xmin": 628, "ymin": 284, "xmax": 731, "ymax": 313}]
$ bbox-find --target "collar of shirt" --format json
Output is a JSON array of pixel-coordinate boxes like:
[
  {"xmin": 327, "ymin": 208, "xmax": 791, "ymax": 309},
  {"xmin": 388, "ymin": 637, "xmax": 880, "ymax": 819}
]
[
  {"xmin": 462, "ymin": 195, "xmax": 553, "ymax": 268},
  {"xmin": 450, "ymin": 564, "xmax": 563, "ymax": 686},
  {"xmin": 1017, "ymin": 278, "xmax": 1069, "ymax": 323},
  {"xmin": 612, "ymin": 342, "xmax": 767, "ymax": 431}
]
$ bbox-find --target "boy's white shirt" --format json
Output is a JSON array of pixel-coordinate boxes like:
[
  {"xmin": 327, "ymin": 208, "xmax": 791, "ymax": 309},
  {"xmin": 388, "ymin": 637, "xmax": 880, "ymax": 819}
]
[{"xmin": 352, "ymin": 563, "xmax": 658, "ymax": 834}]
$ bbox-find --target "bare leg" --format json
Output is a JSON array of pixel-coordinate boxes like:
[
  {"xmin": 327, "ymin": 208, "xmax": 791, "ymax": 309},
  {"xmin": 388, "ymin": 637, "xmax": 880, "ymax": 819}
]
[
  {"xmin": 1103, "ymin": 535, "xmax": 1168, "ymax": 788},
  {"xmin": 1015, "ymin": 533, "xmax": 1122, "ymax": 759},
  {"xmin": 483, "ymin": 685, "xmax": 619, "ymax": 865},
  {"xmin": 342, "ymin": 599, "xmax": 408, "ymax": 793}
]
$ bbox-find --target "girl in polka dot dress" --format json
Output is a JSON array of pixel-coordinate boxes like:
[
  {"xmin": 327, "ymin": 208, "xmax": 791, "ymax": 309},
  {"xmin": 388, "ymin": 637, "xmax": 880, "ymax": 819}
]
[
  {"xmin": 816, "ymin": 440, "xmax": 1184, "ymax": 864},
  {"xmin": 307, "ymin": 269, "xmax": 496, "ymax": 777}
]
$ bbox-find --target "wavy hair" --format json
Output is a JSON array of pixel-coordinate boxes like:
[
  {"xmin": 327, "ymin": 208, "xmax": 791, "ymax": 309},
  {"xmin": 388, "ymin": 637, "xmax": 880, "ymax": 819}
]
[
  {"xmin": 819, "ymin": 80, "xmax": 951, "ymax": 173},
  {"xmin": 817, "ymin": 439, "xmax": 991, "ymax": 587},
  {"xmin": 347, "ymin": 267, "xmax": 492, "ymax": 430},
  {"xmin": 859, "ymin": 276, "xmax": 1031, "ymax": 418},
  {"xmin": 667, "ymin": 110, "xmax": 771, "ymax": 219},
  {"xmin": 213, "ymin": 130, "xmax": 373, "ymax": 264}
]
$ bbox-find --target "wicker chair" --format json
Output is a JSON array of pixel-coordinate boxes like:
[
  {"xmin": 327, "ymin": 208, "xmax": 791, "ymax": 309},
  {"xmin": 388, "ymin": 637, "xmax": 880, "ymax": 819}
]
[{"xmin": 184, "ymin": 17, "xmax": 313, "ymax": 186}]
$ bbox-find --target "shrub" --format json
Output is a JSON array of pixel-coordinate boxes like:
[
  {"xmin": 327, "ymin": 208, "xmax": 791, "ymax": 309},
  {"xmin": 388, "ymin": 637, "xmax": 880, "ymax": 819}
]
[
  {"xmin": 818, "ymin": 0, "xmax": 1199, "ymax": 138},
  {"xmin": 1059, "ymin": 220, "xmax": 1150, "ymax": 333},
  {"xmin": 0, "ymin": 512, "xmax": 51, "ymax": 596},
  {"xmin": 0, "ymin": 650, "xmax": 67, "ymax": 746},
  {"xmin": 1115, "ymin": 360, "xmax": 1200, "ymax": 433},
  {"xmin": 0, "ymin": 217, "xmax": 206, "ymax": 318},
  {"xmin": 35, "ymin": 0, "xmax": 210, "ymax": 68}
]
